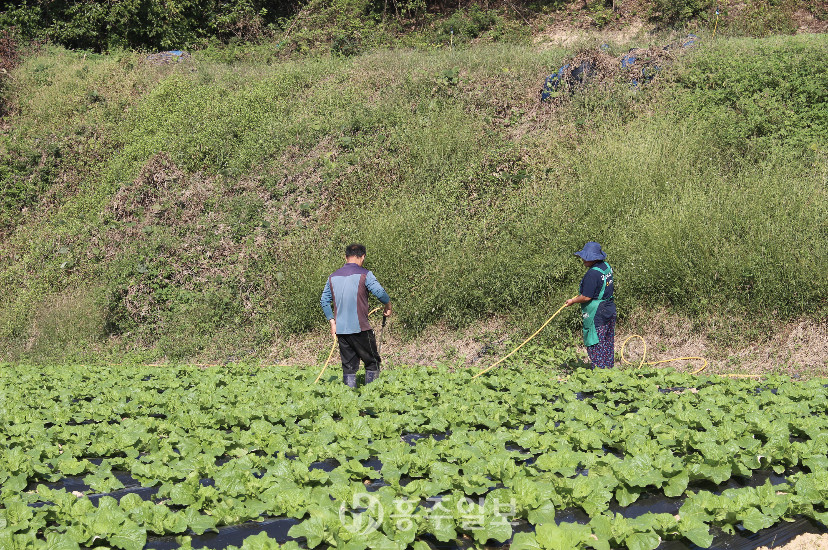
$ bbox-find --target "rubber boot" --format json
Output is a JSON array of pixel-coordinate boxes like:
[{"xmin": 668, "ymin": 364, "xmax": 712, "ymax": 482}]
[
  {"xmin": 365, "ymin": 370, "xmax": 379, "ymax": 385},
  {"xmin": 343, "ymin": 374, "xmax": 357, "ymax": 388}
]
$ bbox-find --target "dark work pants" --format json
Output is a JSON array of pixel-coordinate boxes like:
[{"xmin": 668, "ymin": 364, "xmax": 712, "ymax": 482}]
[
  {"xmin": 338, "ymin": 330, "xmax": 381, "ymax": 375},
  {"xmin": 586, "ymin": 315, "xmax": 616, "ymax": 369}
]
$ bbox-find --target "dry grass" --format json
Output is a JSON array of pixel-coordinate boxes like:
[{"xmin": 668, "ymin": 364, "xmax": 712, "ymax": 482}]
[
  {"xmin": 537, "ymin": 18, "xmax": 648, "ymax": 48},
  {"xmin": 756, "ymin": 532, "xmax": 828, "ymax": 550},
  {"xmin": 791, "ymin": 7, "xmax": 828, "ymax": 33},
  {"xmin": 263, "ymin": 315, "xmax": 513, "ymax": 369},
  {"xmin": 622, "ymin": 307, "xmax": 828, "ymax": 377},
  {"xmin": 24, "ymin": 290, "xmax": 105, "ymax": 358},
  {"xmin": 260, "ymin": 306, "xmax": 827, "ymax": 378}
]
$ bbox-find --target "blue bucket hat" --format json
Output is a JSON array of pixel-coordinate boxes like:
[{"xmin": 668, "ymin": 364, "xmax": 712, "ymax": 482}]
[{"xmin": 574, "ymin": 241, "xmax": 607, "ymax": 261}]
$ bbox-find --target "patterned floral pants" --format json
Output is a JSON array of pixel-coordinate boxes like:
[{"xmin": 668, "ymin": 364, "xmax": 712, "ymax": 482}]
[{"xmin": 586, "ymin": 316, "xmax": 616, "ymax": 369}]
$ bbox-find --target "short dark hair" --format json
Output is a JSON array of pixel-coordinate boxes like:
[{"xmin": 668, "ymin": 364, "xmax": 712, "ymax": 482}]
[{"xmin": 345, "ymin": 243, "xmax": 366, "ymax": 258}]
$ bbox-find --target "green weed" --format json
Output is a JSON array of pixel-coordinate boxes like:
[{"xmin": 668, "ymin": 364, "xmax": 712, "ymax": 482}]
[{"xmin": 0, "ymin": 36, "xmax": 825, "ymax": 361}]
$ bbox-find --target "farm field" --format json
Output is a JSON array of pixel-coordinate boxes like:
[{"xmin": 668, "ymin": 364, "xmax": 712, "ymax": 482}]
[
  {"xmin": 2, "ymin": 2, "xmax": 827, "ymax": 549},
  {"xmin": 2, "ymin": 363, "xmax": 828, "ymax": 549}
]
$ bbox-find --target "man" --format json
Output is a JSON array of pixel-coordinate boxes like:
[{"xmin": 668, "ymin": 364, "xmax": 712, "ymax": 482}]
[
  {"xmin": 320, "ymin": 243, "xmax": 392, "ymax": 387},
  {"xmin": 564, "ymin": 241, "xmax": 616, "ymax": 368}
]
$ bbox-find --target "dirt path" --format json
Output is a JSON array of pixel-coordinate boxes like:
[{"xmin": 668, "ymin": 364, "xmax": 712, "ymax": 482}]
[
  {"xmin": 758, "ymin": 533, "xmax": 828, "ymax": 550},
  {"xmin": 265, "ymin": 313, "xmax": 828, "ymax": 376}
]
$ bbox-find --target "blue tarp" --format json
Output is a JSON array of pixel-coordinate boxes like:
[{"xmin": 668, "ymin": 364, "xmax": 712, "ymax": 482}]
[
  {"xmin": 541, "ymin": 64, "xmax": 570, "ymax": 100},
  {"xmin": 540, "ymin": 35, "xmax": 699, "ymax": 101}
]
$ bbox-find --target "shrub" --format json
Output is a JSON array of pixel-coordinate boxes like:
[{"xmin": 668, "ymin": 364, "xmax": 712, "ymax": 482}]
[
  {"xmin": 0, "ymin": 0, "xmax": 285, "ymax": 52},
  {"xmin": 725, "ymin": 0, "xmax": 798, "ymax": 37},
  {"xmin": 0, "ymin": 137, "xmax": 58, "ymax": 230},
  {"xmin": 0, "ymin": 29, "xmax": 19, "ymax": 116},
  {"xmin": 0, "ymin": 38, "xmax": 825, "ymax": 361},
  {"xmin": 435, "ymin": 4, "xmax": 499, "ymax": 45},
  {"xmin": 670, "ymin": 35, "xmax": 828, "ymax": 162},
  {"xmin": 649, "ymin": 0, "xmax": 713, "ymax": 26}
]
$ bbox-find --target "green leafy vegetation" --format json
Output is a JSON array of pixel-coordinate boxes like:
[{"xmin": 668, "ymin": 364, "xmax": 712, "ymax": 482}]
[
  {"xmin": 3, "ymin": 0, "xmax": 821, "ymax": 55},
  {"xmin": 650, "ymin": 0, "xmax": 713, "ymax": 26},
  {"xmin": 3, "ymin": 32, "xmax": 827, "ymax": 361},
  {"xmin": 1, "ymin": 363, "xmax": 827, "ymax": 548},
  {"xmin": 0, "ymin": 0, "xmax": 289, "ymax": 51}
]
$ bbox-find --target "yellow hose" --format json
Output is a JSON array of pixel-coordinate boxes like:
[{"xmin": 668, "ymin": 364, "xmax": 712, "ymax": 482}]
[
  {"xmin": 472, "ymin": 304, "xmax": 567, "ymax": 379},
  {"xmin": 318, "ymin": 304, "xmax": 760, "ymax": 382},
  {"xmin": 620, "ymin": 335, "xmax": 763, "ymax": 378},
  {"xmin": 314, "ymin": 307, "xmax": 384, "ymax": 384},
  {"xmin": 712, "ymin": 8, "xmax": 720, "ymax": 39},
  {"xmin": 620, "ymin": 334, "xmax": 708, "ymax": 375},
  {"xmin": 472, "ymin": 309, "xmax": 740, "ymax": 379},
  {"xmin": 314, "ymin": 339, "xmax": 337, "ymax": 383}
]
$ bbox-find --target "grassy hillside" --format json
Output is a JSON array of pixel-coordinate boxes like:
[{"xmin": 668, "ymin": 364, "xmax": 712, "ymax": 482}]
[{"xmin": 0, "ymin": 32, "xmax": 826, "ymax": 363}]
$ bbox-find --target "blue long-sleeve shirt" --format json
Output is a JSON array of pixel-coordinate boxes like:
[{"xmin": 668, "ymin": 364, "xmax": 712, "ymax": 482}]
[{"xmin": 320, "ymin": 262, "xmax": 390, "ymax": 334}]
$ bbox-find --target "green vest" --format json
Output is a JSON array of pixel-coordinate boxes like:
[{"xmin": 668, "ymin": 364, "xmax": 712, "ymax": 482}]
[{"xmin": 580, "ymin": 263, "xmax": 612, "ymax": 347}]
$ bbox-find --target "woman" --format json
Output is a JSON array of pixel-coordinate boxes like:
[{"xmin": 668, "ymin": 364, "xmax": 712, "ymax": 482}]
[{"xmin": 564, "ymin": 242, "xmax": 616, "ymax": 368}]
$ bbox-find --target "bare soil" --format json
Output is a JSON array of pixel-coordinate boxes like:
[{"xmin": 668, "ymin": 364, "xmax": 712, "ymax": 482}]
[
  {"xmin": 265, "ymin": 310, "xmax": 828, "ymax": 377},
  {"xmin": 532, "ymin": 0, "xmax": 828, "ymax": 50},
  {"xmin": 792, "ymin": 7, "xmax": 828, "ymax": 34},
  {"xmin": 757, "ymin": 533, "xmax": 828, "ymax": 550},
  {"xmin": 622, "ymin": 308, "xmax": 828, "ymax": 377},
  {"xmin": 536, "ymin": 18, "xmax": 647, "ymax": 48}
]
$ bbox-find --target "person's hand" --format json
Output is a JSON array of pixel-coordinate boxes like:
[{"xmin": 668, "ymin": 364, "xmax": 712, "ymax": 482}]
[
  {"xmin": 564, "ymin": 297, "xmax": 576, "ymax": 307},
  {"xmin": 383, "ymin": 302, "xmax": 392, "ymax": 317},
  {"xmin": 329, "ymin": 319, "xmax": 337, "ymax": 339}
]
